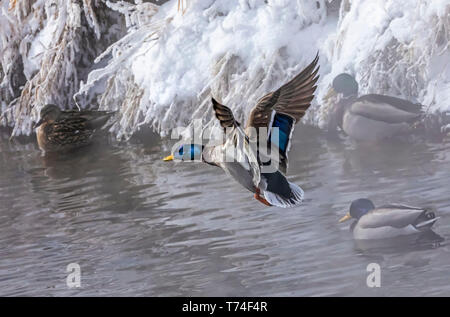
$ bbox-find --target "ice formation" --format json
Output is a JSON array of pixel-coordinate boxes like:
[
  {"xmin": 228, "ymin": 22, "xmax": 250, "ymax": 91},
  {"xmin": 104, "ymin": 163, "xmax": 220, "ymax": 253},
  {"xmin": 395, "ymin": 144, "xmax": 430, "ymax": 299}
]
[{"xmin": 1, "ymin": 0, "xmax": 449, "ymax": 139}]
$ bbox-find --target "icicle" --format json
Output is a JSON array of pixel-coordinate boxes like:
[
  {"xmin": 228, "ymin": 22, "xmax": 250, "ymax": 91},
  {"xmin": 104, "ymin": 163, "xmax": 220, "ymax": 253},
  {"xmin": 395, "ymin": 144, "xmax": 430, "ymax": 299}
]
[{"xmin": 0, "ymin": 0, "xmax": 126, "ymax": 136}]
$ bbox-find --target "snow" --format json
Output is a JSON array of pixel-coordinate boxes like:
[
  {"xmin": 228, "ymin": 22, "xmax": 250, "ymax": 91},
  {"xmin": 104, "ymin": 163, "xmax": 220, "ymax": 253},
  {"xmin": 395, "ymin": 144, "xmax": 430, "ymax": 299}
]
[
  {"xmin": 76, "ymin": 0, "xmax": 332, "ymax": 139},
  {"xmin": 316, "ymin": 0, "xmax": 450, "ymax": 128},
  {"xmin": 0, "ymin": 0, "xmax": 125, "ymax": 136},
  {"xmin": 1, "ymin": 0, "xmax": 450, "ymax": 138},
  {"xmin": 24, "ymin": 10, "xmax": 58, "ymax": 79}
]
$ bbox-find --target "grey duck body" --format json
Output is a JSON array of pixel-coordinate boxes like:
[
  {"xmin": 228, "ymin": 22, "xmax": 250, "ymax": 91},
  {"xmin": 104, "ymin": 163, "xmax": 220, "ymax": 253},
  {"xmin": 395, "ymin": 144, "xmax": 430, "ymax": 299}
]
[
  {"xmin": 330, "ymin": 74, "xmax": 423, "ymax": 141},
  {"xmin": 340, "ymin": 199, "xmax": 439, "ymax": 240}
]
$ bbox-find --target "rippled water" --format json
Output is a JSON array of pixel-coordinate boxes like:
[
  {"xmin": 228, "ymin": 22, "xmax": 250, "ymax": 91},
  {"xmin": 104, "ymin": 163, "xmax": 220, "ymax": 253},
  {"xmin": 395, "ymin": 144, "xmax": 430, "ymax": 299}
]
[{"xmin": 1, "ymin": 125, "xmax": 449, "ymax": 296}]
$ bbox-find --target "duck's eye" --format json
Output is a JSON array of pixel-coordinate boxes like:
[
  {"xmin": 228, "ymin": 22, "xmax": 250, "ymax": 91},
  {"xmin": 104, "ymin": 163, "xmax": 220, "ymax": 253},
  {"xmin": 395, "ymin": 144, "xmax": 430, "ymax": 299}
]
[{"xmin": 178, "ymin": 146, "xmax": 184, "ymax": 155}]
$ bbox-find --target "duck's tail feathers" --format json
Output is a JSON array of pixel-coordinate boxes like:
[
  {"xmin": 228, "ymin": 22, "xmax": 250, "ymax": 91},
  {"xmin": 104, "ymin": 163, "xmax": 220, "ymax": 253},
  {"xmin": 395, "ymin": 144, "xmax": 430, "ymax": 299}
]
[
  {"xmin": 89, "ymin": 112, "xmax": 116, "ymax": 130},
  {"xmin": 263, "ymin": 181, "xmax": 304, "ymax": 208},
  {"xmin": 413, "ymin": 209, "xmax": 439, "ymax": 230}
]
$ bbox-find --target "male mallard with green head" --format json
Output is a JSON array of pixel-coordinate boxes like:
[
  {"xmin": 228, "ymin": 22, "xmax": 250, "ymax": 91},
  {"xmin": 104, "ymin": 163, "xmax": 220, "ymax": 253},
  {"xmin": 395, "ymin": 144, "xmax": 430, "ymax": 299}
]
[
  {"xmin": 327, "ymin": 73, "xmax": 424, "ymax": 141},
  {"xmin": 35, "ymin": 104, "xmax": 115, "ymax": 153},
  {"xmin": 164, "ymin": 54, "xmax": 320, "ymax": 208},
  {"xmin": 339, "ymin": 198, "xmax": 439, "ymax": 240}
]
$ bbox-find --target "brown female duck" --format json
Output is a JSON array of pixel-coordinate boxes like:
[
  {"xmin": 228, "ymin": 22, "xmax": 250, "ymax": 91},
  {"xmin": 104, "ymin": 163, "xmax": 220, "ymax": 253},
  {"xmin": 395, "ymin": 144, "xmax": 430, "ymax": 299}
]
[{"xmin": 34, "ymin": 104, "xmax": 115, "ymax": 152}]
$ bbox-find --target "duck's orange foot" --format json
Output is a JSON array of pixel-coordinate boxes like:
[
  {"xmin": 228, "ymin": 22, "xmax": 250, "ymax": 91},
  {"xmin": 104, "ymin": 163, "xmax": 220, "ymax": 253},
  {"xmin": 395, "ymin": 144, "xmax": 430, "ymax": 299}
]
[{"xmin": 254, "ymin": 190, "xmax": 272, "ymax": 207}]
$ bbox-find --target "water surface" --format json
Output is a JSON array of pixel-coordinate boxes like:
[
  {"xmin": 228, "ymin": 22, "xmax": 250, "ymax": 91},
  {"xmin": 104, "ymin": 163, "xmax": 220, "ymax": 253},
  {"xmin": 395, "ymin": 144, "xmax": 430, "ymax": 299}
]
[{"xmin": 0, "ymin": 126, "xmax": 449, "ymax": 296}]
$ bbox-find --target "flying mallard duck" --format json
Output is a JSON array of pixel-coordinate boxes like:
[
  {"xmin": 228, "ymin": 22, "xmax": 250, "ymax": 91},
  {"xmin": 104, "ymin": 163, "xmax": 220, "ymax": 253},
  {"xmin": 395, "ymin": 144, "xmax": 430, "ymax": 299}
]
[
  {"xmin": 34, "ymin": 104, "xmax": 115, "ymax": 153},
  {"xmin": 339, "ymin": 198, "xmax": 439, "ymax": 240},
  {"xmin": 327, "ymin": 73, "xmax": 424, "ymax": 141},
  {"xmin": 164, "ymin": 54, "xmax": 319, "ymax": 207}
]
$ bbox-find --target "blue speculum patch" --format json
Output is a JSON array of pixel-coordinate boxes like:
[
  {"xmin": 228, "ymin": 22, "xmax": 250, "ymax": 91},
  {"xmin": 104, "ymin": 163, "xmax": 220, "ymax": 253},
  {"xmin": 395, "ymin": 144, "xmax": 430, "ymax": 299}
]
[{"xmin": 270, "ymin": 113, "xmax": 294, "ymax": 154}]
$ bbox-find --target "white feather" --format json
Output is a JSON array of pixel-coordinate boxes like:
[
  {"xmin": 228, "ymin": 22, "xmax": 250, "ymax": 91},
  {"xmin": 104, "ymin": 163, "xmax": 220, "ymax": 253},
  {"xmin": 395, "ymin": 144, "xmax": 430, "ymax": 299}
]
[{"xmin": 263, "ymin": 181, "xmax": 304, "ymax": 208}]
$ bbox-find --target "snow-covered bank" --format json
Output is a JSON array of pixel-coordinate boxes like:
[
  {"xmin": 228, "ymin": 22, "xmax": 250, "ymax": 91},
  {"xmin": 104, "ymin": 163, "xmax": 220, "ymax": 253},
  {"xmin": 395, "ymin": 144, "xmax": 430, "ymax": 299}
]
[
  {"xmin": 317, "ymin": 0, "xmax": 450, "ymax": 130},
  {"xmin": 0, "ymin": 0, "xmax": 125, "ymax": 136},
  {"xmin": 1, "ymin": 0, "xmax": 450, "ymax": 139},
  {"xmin": 76, "ymin": 0, "xmax": 335, "ymax": 139}
]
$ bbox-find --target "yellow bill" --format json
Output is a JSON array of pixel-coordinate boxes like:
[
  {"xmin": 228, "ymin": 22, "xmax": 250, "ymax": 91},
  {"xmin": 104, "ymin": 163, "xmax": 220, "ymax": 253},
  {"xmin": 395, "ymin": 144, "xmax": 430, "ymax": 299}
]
[
  {"xmin": 163, "ymin": 154, "xmax": 174, "ymax": 161},
  {"xmin": 339, "ymin": 212, "xmax": 352, "ymax": 223}
]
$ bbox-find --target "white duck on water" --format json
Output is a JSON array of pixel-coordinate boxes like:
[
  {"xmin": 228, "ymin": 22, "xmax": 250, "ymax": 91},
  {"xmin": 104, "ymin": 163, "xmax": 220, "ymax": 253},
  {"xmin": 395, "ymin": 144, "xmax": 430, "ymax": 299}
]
[
  {"xmin": 339, "ymin": 199, "xmax": 439, "ymax": 240},
  {"xmin": 327, "ymin": 73, "xmax": 424, "ymax": 141},
  {"xmin": 164, "ymin": 54, "xmax": 320, "ymax": 208}
]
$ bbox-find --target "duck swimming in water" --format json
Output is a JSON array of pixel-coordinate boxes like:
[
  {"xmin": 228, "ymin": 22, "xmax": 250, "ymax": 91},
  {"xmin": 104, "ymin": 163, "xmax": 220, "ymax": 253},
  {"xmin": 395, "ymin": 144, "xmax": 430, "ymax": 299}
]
[
  {"xmin": 339, "ymin": 199, "xmax": 439, "ymax": 240},
  {"xmin": 34, "ymin": 104, "xmax": 115, "ymax": 153},
  {"xmin": 327, "ymin": 73, "xmax": 424, "ymax": 141},
  {"xmin": 163, "ymin": 54, "xmax": 320, "ymax": 208}
]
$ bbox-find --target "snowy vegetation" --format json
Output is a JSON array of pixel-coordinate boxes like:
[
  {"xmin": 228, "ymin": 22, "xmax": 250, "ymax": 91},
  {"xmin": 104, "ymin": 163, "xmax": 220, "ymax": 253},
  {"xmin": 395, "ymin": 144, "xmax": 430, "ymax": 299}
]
[
  {"xmin": 1, "ymin": 0, "xmax": 449, "ymax": 139},
  {"xmin": 0, "ymin": 0, "xmax": 125, "ymax": 136}
]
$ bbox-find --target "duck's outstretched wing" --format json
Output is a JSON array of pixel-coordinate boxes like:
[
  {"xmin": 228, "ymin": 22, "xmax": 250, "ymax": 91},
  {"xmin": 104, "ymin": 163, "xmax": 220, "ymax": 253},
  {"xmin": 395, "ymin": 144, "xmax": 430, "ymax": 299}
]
[
  {"xmin": 212, "ymin": 97, "xmax": 240, "ymax": 130},
  {"xmin": 211, "ymin": 98, "xmax": 261, "ymax": 187},
  {"xmin": 246, "ymin": 54, "xmax": 319, "ymax": 128},
  {"xmin": 245, "ymin": 53, "xmax": 320, "ymax": 174}
]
